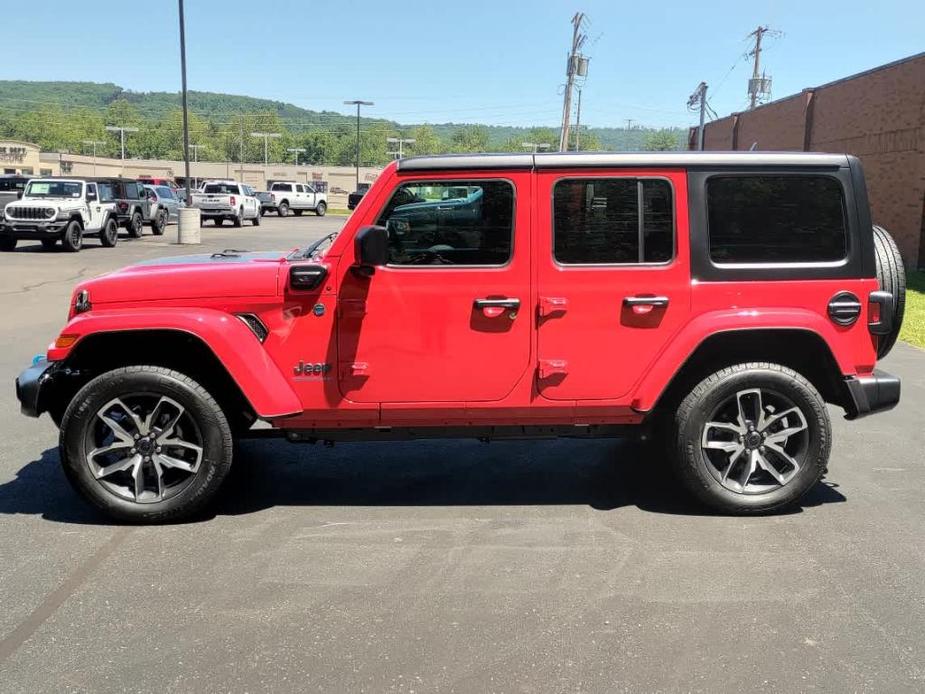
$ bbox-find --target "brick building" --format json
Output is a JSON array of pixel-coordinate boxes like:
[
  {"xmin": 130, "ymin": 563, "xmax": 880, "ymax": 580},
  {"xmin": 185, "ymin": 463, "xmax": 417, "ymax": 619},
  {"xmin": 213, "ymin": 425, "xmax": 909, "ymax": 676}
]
[{"xmin": 691, "ymin": 52, "xmax": 925, "ymax": 268}]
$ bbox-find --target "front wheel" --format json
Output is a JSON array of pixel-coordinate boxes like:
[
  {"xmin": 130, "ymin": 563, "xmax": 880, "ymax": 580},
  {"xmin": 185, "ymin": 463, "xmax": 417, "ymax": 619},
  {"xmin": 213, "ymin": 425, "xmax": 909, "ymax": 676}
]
[
  {"xmin": 0, "ymin": 237, "xmax": 16, "ymax": 252},
  {"xmin": 128, "ymin": 211, "xmax": 143, "ymax": 238},
  {"xmin": 315, "ymin": 201, "xmax": 327, "ymax": 217},
  {"xmin": 62, "ymin": 220, "xmax": 83, "ymax": 252},
  {"xmin": 100, "ymin": 218, "xmax": 119, "ymax": 247},
  {"xmin": 151, "ymin": 209, "xmax": 167, "ymax": 236},
  {"xmin": 252, "ymin": 211, "xmax": 260, "ymax": 226},
  {"xmin": 59, "ymin": 366, "xmax": 234, "ymax": 523},
  {"xmin": 671, "ymin": 362, "xmax": 830, "ymax": 515}
]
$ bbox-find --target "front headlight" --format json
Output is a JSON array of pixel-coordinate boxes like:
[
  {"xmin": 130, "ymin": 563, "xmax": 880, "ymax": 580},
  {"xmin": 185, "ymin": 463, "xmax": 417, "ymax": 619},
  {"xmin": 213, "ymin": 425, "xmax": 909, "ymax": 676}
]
[{"xmin": 45, "ymin": 208, "xmax": 56, "ymax": 219}]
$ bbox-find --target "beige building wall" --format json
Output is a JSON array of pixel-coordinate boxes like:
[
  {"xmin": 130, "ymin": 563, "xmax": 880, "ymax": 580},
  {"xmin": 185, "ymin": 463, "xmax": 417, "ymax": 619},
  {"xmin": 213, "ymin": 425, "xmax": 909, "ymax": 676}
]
[
  {"xmin": 40, "ymin": 152, "xmax": 382, "ymax": 209},
  {"xmin": 0, "ymin": 141, "xmax": 58, "ymax": 176}
]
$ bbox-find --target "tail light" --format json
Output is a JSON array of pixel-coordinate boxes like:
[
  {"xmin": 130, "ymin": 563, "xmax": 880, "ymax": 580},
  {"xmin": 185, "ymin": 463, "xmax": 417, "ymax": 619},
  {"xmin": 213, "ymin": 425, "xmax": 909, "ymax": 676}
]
[
  {"xmin": 117, "ymin": 202, "xmax": 128, "ymax": 212},
  {"xmin": 230, "ymin": 196, "xmax": 236, "ymax": 206},
  {"xmin": 868, "ymin": 291, "xmax": 893, "ymax": 335}
]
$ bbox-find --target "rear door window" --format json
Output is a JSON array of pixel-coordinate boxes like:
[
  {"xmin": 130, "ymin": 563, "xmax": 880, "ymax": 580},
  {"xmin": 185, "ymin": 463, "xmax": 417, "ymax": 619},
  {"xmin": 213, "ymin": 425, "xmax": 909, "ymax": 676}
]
[{"xmin": 707, "ymin": 175, "xmax": 848, "ymax": 264}]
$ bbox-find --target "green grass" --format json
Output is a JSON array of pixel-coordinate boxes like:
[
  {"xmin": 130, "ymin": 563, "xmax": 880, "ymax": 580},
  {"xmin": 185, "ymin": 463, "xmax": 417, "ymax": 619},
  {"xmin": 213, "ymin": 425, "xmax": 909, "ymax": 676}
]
[
  {"xmin": 326, "ymin": 208, "xmax": 352, "ymax": 216},
  {"xmin": 900, "ymin": 270, "xmax": 925, "ymax": 350}
]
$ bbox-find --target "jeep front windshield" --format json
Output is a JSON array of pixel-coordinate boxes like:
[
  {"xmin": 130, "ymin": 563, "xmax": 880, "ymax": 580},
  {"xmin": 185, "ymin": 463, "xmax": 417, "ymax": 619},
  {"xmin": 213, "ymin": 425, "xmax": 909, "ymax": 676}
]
[{"xmin": 25, "ymin": 181, "xmax": 82, "ymax": 198}]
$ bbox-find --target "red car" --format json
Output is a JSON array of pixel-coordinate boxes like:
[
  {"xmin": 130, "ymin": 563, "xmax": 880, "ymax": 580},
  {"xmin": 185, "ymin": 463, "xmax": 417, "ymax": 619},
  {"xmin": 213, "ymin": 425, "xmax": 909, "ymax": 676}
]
[{"xmin": 16, "ymin": 152, "xmax": 904, "ymax": 522}]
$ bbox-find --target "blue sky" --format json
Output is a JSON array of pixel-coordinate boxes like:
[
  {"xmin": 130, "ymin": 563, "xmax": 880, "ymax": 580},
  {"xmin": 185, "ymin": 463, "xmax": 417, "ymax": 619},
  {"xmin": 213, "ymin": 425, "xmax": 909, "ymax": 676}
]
[{"xmin": 0, "ymin": 0, "xmax": 921, "ymax": 129}]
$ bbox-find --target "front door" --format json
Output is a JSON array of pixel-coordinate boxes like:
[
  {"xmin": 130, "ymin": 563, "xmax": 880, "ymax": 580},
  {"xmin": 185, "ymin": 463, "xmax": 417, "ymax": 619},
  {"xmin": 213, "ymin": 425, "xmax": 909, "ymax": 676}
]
[
  {"xmin": 85, "ymin": 183, "xmax": 104, "ymax": 229},
  {"xmin": 336, "ymin": 174, "xmax": 532, "ymax": 404},
  {"xmin": 535, "ymin": 169, "xmax": 691, "ymax": 401}
]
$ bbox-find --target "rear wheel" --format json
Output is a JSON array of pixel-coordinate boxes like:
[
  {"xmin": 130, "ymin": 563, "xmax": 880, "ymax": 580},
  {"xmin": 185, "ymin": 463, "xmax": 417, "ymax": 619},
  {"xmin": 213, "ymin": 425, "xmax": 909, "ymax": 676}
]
[
  {"xmin": 872, "ymin": 225, "xmax": 906, "ymax": 358},
  {"xmin": 233, "ymin": 208, "xmax": 243, "ymax": 227},
  {"xmin": 214, "ymin": 218, "xmax": 223, "ymax": 226},
  {"xmin": 100, "ymin": 218, "xmax": 118, "ymax": 247},
  {"xmin": 278, "ymin": 202, "xmax": 289, "ymax": 217},
  {"xmin": 294, "ymin": 209, "xmax": 303, "ymax": 216},
  {"xmin": 59, "ymin": 366, "xmax": 234, "ymax": 523},
  {"xmin": 252, "ymin": 211, "xmax": 260, "ymax": 226},
  {"xmin": 62, "ymin": 220, "xmax": 83, "ymax": 252},
  {"xmin": 128, "ymin": 211, "xmax": 143, "ymax": 238},
  {"xmin": 671, "ymin": 362, "xmax": 830, "ymax": 515},
  {"xmin": 0, "ymin": 237, "xmax": 16, "ymax": 252},
  {"xmin": 315, "ymin": 201, "xmax": 327, "ymax": 217}
]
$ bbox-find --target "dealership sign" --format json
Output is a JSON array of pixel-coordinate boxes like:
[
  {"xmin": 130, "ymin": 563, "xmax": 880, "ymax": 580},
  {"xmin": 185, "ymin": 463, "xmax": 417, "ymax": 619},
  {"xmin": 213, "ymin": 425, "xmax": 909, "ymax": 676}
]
[{"xmin": 0, "ymin": 146, "xmax": 28, "ymax": 162}]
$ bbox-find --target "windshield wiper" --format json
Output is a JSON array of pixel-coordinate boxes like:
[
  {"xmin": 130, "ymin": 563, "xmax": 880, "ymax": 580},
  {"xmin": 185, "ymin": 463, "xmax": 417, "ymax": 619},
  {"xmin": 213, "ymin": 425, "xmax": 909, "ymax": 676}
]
[{"xmin": 301, "ymin": 232, "xmax": 338, "ymax": 258}]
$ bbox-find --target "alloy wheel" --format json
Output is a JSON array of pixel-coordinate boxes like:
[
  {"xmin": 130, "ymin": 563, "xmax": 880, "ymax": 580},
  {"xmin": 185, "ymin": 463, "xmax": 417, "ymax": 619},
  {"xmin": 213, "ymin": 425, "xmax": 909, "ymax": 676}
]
[
  {"xmin": 700, "ymin": 387, "xmax": 809, "ymax": 494},
  {"xmin": 85, "ymin": 394, "xmax": 204, "ymax": 503}
]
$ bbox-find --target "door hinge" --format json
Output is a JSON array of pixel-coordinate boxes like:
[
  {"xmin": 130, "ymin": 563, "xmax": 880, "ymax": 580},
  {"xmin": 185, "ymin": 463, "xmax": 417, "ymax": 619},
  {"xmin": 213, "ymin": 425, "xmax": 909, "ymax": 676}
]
[
  {"xmin": 538, "ymin": 296, "xmax": 568, "ymax": 318},
  {"xmin": 538, "ymin": 359, "xmax": 568, "ymax": 379}
]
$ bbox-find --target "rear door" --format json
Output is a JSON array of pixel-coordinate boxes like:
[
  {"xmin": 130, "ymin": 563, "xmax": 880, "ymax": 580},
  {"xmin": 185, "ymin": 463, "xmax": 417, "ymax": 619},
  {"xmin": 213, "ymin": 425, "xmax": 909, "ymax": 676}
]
[
  {"xmin": 336, "ymin": 173, "xmax": 532, "ymax": 405},
  {"xmin": 535, "ymin": 169, "xmax": 691, "ymax": 400}
]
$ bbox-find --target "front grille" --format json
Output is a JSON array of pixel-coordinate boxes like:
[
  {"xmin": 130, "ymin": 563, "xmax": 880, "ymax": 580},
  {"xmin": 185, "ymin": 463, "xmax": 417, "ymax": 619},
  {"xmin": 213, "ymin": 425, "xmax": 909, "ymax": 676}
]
[{"xmin": 7, "ymin": 207, "xmax": 55, "ymax": 220}]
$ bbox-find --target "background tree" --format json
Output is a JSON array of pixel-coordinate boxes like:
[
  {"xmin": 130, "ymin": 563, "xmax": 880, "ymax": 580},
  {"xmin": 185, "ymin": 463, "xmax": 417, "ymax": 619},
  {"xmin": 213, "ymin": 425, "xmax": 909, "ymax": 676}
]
[{"xmin": 643, "ymin": 129, "xmax": 682, "ymax": 151}]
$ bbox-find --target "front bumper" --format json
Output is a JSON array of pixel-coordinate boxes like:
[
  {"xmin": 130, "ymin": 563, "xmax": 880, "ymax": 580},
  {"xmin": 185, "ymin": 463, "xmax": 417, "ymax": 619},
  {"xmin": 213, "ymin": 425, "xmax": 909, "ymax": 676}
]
[
  {"xmin": 15, "ymin": 358, "xmax": 59, "ymax": 417},
  {"xmin": 844, "ymin": 369, "xmax": 901, "ymax": 420},
  {"xmin": 0, "ymin": 221, "xmax": 67, "ymax": 239}
]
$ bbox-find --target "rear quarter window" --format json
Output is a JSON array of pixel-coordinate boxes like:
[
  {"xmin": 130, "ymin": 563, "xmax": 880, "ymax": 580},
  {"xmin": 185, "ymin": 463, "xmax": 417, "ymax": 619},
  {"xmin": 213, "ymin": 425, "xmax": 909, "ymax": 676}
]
[{"xmin": 707, "ymin": 175, "xmax": 848, "ymax": 264}]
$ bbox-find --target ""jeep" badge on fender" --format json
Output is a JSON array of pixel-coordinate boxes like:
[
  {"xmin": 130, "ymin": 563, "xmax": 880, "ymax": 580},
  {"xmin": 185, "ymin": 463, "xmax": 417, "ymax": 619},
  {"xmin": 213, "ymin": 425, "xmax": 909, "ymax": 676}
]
[{"xmin": 293, "ymin": 361, "xmax": 331, "ymax": 377}]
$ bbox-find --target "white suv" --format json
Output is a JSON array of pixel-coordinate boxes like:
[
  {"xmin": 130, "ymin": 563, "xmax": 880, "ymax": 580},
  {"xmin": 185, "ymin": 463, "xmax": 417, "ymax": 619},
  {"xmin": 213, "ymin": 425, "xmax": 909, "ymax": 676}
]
[
  {"xmin": 0, "ymin": 178, "xmax": 120, "ymax": 252},
  {"xmin": 264, "ymin": 181, "xmax": 327, "ymax": 217}
]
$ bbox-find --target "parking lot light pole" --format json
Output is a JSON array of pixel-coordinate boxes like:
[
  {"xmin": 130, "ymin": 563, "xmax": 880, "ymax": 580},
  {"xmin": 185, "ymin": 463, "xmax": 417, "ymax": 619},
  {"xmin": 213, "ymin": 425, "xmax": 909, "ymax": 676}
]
[
  {"xmin": 287, "ymin": 147, "xmax": 306, "ymax": 166},
  {"xmin": 344, "ymin": 100, "xmax": 373, "ymax": 190},
  {"xmin": 82, "ymin": 139, "xmax": 105, "ymax": 176},
  {"xmin": 386, "ymin": 137, "xmax": 416, "ymax": 159},
  {"xmin": 105, "ymin": 125, "xmax": 139, "ymax": 171},
  {"xmin": 178, "ymin": 0, "xmax": 192, "ymax": 206},
  {"xmin": 189, "ymin": 144, "xmax": 202, "ymax": 163},
  {"xmin": 251, "ymin": 132, "xmax": 281, "ymax": 165}
]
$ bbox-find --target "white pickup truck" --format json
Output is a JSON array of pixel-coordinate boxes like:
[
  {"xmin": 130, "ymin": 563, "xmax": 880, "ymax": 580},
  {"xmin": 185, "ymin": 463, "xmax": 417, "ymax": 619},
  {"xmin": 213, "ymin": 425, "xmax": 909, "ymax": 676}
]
[
  {"xmin": 190, "ymin": 180, "xmax": 261, "ymax": 227},
  {"xmin": 263, "ymin": 181, "xmax": 327, "ymax": 217}
]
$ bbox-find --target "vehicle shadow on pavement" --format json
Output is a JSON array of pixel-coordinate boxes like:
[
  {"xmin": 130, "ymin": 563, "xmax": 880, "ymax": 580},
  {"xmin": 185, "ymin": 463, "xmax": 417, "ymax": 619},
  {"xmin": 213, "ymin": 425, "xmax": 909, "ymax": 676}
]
[{"xmin": 0, "ymin": 440, "xmax": 847, "ymax": 525}]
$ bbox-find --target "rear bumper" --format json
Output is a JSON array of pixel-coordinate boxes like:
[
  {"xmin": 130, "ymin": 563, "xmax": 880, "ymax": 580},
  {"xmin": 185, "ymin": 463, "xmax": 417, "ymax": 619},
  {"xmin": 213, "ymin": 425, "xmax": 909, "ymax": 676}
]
[
  {"xmin": 15, "ymin": 358, "xmax": 59, "ymax": 417},
  {"xmin": 844, "ymin": 369, "xmax": 901, "ymax": 420}
]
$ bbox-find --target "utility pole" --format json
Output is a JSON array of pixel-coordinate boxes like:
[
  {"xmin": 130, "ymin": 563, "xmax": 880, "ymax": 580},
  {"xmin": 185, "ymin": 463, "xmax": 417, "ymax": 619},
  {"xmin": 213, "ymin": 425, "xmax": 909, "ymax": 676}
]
[
  {"xmin": 687, "ymin": 82, "xmax": 708, "ymax": 151},
  {"xmin": 558, "ymin": 12, "xmax": 588, "ymax": 152},
  {"xmin": 105, "ymin": 125, "xmax": 139, "ymax": 170},
  {"xmin": 386, "ymin": 137, "xmax": 416, "ymax": 159},
  {"xmin": 746, "ymin": 25, "xmax": 778, "ymax": 109},
  {"xmin": 574, "ymin": 88, "xmax": 583, "ymax": 151},
  {"xmin": 287, "ymin": 147, "xmax": 306, "ymax": 166},
  {"xmin": 251, "ymin": 132, "xmax": 281, "ymax": 165},
  {"xmin": 177, "ymin": 0, "xmax": 192, "ymax": 206},
  {"xmin": 82, "ymin": 139, "xmax": 105, "ymax": 176},
  {"xmin": 189, "ymin": 144, "xmax": 202, "ymax": 162},
  {"xmin": 343, "ymin": 100, "xmax": 373, "ymax": 190},
  {"xmin": 239, "ymin": 120, "xmax": 245, "ymax": 181},
  {"xmin": 625, "ymin": 118, "xmax": 635, "ymax": 131}
]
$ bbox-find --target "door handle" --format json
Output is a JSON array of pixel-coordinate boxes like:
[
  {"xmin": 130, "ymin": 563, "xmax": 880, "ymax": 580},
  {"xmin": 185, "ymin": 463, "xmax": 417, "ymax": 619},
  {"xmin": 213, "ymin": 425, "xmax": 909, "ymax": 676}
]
[
  {"xmin": 623, "ymin": 296, "xmax": 669, "ymax": 308},
  {"xmin": 474, "ymin": 298, "xmax": 521, "ymax": 310}
]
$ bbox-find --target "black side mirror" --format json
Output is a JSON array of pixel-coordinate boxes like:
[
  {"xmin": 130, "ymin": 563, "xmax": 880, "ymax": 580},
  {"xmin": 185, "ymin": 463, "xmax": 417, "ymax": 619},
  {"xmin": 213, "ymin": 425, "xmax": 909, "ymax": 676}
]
[
  {"xmin": 87, "ymin": 192, "xmax": 97, "ymax": 202},
  {"xmin": 289, "ymin": 264, "xmax": 328, "ymax": 291},
  {"xmin": 354, "ymin": 225, "xmax": 388, "ymax": 272},
  {"xmin": 16, "ymin": 191, "xmax": 23, "ymax": 200}
]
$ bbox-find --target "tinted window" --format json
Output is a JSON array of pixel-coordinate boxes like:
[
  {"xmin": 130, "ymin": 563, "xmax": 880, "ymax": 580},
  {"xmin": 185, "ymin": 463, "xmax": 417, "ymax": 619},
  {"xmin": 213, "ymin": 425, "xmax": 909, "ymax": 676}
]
[
  {"xmin": 157, "ymin": 186, "xmax": 173, "ymax": 199},
  {"xmin": 376, "ymin": 180, "xmax": 514, "ymax": 266},
  {"xmin": 272, "ymin": 183, "xmax": 293, "ymax": 192},
  {"xmin": 553, "ymin": 178, "xmax": 673, "ymax": 264},
  {"xmin": 86, "ymin": 183, "xmax": 97, "ymax": 198},
  {"xmin": 296, "ymin": 184, "xmax": 304, "ymax": 193},
  {"xmin": 203, "ymin": 183, "xmax": 240, "ymax": 194},
  {"xmin": 99, "ymin": 183, "xmax": 115, "ymax": 202},
  {"xmin": 707, "ymin": 175, "xmax": 847, "ymax": 264},
  {"xmin": 124, "ymin": 182, "xmax": 139, "ymax": 199}
]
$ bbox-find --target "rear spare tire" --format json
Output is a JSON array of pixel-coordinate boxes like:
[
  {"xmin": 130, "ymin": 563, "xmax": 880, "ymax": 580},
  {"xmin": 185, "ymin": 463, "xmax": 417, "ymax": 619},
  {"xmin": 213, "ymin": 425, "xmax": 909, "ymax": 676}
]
[{"xmin": 872, "ymin": 225, "xmax": 906, "ymax": 358}]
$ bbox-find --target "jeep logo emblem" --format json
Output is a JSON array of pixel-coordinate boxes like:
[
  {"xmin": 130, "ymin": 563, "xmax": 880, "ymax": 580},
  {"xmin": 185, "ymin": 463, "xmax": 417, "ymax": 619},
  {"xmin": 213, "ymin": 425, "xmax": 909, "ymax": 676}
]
[{"xmin": 294, "ymin": 361, "xmax": 331, "ymax": 377}]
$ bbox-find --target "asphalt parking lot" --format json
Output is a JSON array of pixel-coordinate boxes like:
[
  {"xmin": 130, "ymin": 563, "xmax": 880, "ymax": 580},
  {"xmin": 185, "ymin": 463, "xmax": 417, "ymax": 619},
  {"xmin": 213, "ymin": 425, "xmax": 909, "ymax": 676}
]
[{"xmin": 0, "ymin": 214, "xmax": 923, "ymax": 692}]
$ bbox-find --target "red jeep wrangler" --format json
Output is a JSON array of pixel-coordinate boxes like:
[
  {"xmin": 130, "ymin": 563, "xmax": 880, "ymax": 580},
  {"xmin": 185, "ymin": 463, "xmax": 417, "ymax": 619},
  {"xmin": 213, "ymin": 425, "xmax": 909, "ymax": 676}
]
[{"xmin": 16, "ymin": 152, "xmax": 904, "ymax": 522}]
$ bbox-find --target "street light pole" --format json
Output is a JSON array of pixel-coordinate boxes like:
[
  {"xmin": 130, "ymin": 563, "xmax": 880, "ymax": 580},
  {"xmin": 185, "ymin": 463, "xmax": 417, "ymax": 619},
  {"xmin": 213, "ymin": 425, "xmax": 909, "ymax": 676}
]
[
  {"xmin": 82, "ymin": 139, "xmax": 105, "ymax": 176},
  {"xmin": 287, "ymin": 147, "xmax": 306, "ymax": 166},
  {"xmin": 251, "ymin": 131, "xmax": 281, "ymax": 165},
  {"xmin": 344, "ymin": 100, "xmax": 373, "ymax": 190},
  {"xmin": 105, "ymin": 125, "xmax": 139, "ymax": 168},
  {"xmin": 189, "ymin": 144, "xmax": 202, "ymax": 162},
  {"xmin": 386, "ymin": 137, "xmax": 416, "ymax": 159},
  {"xmin": 177, "ymin": 0, "xmax": 192, "ymax": 205}
]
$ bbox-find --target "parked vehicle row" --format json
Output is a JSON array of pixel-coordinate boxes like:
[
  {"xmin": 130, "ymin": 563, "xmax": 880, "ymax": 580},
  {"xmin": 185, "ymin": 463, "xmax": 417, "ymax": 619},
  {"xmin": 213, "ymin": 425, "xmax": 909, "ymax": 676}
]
[
  {"xmin": 0, "ymin": 175, "xmax": 185, "ymax": 252},
  {"xmin": 189, "ymin": 180, "xmax": 261, "ymax": 226},
  {"xmin": 260, "ymin": 181, "xmax": 327, "ymax": 217}
]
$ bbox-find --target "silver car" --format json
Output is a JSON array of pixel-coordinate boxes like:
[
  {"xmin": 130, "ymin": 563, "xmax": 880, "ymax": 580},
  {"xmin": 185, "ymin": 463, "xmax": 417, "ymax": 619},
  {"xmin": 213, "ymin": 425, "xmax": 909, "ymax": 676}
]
[{"xmin": 142, "ymin": 184, "xmax": 181, "ymax": 235}]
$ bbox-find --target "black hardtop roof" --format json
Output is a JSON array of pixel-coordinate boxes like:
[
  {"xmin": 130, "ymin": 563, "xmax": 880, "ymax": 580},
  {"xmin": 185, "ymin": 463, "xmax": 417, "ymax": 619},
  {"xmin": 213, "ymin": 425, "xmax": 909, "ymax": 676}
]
[{"xmin": 396, "ymin": 151, "xmax": 852, "ymax": 172}]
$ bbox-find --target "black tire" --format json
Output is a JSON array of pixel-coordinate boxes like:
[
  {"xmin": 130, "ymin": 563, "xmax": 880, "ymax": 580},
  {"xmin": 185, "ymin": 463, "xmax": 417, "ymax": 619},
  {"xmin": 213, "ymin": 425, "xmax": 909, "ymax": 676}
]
[
  {"xmin": 293, "ymin": 209, "xmax": 303, "ymax": 216},
  {"xmin": 99, "ymin": 218, "xmax": 119, "ymax": 247},
  {"xmin": 278, "ymin": 202, "xmax": 289, "ymax": 217},
  {"xmin": 41, "ymin": 239, "xmax": 58, "ymax": 251},
  {"xmin": 59, "ymin": 366, "xmax": 234, "ymax": 523},
  {"xmin": 233, "ymin": 208, "xmax": 243, "ymax": 228},
  {"xmin": 128, "ymin": 211, "xmax": 144, "ymax": 238},
  {"xmin": 252, "ymin": 211, "xmax": 260, "ymax": 226},
  {"xmin": 0, "ymin": 237, "xmax": 16, "ymax": 252},
  {"xmin": 671, "ymin": 362, "xmax": 831, "ymax": 515},
  {"xmin": 151, "ymin": 209, "xmax": 167, "ymax": 236},
  {"xmin": 315, "ymin": 201, "xmax": 327, "ymax": 217},
  {"xmin": 260, "ymin": 208, "xmax": 267, "ymax": 216},
  {"xmin": 62, "ymin": 220, "xmax": 83, "ymax": 252},
  {"xmin": 214, "ymin": 218, "xmax": 223, "ymax": 226},
  {"xmin": 872, "ymin": 225, "xmax": 906, "ymax": 358}
]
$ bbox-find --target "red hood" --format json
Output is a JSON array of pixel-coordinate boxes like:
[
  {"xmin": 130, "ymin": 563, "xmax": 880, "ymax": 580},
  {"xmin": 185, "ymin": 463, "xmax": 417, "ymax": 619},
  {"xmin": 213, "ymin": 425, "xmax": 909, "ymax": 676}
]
[{"xmin": 73, "ymin": 251, "xmax": 286, "ymax": 306}]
